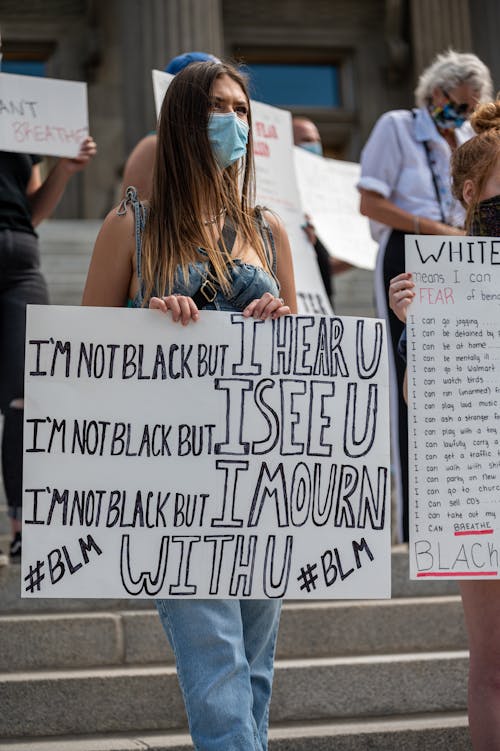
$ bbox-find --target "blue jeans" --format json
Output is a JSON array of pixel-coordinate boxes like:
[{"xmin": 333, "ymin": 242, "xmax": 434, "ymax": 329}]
[{"xmin": 155, "ymin": 599, "xmax": 282, "ymax": 750}]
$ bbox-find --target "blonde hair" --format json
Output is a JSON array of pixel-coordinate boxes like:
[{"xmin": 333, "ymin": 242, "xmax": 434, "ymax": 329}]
[
  {"xmin": 141, "ymin": 61, "xmax": 270, "ymax": 302},
  {"xmin": 451, "ymin": 98, "xmax": 500, "ymax": 230}
]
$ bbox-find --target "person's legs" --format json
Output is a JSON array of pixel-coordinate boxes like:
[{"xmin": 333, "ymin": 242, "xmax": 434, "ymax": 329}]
[
  {"xmin": 240, "ymin": 599, "xmax": 282, "ymax": 750},
  {"xmin": 460, "ymin": 581, "xmax": 500, "ymax": 749},
  {"xmin": 156, "ymin": 598, "xmax": 264, "ymax": 751},
  {"xmin": 2, "ymin": 402, "xmax": 24, "ymax": 554},
  {"xmin": 0, "ymin": 229, "xmax": 48, "ymax": 557}
]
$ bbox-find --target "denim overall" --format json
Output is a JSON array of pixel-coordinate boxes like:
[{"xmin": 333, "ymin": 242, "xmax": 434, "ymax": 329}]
[{"xmin": 120, "ymin": 188, "xmax": 282, "ymax": 751}]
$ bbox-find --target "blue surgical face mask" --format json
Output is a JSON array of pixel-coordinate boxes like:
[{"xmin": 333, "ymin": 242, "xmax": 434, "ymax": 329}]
[
  {"xmin": 207, "ymin": 112, "xmax": 249, "ymax": 169},
  {"xmin": 298, "ymin": 140, "xmax": 323, "ymax": 157}
]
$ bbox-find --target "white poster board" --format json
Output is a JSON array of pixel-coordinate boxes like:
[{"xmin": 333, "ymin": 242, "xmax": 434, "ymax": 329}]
[
  {"xmin": 151, "ymin": 70, "xmax": 333, "ymax": 316},
  {"xmin": 251, "ymin": 101, "xmax": 332, "ymax": 315},
  {"xmin": 407, "ymin": 235, "xmax": 500, "ymax": 579},
  {"xmin": 0, "ymin": 72, "xmax": 88, "ymax": 158},
  {"xmin": 152, "ymin": 69, "xmax": 173, "ymax": 117},
  {"xmin": 294, "ymin": 146, "xmax": 378, "ymax": 270},
  {"xmin": 23, "ymin": 305, "xmax": 391, "ymax": 599}
]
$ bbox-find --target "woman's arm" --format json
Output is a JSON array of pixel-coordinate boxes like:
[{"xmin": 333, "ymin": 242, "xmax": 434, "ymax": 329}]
[
  {"xmin": 359, "ymin": 189, "xmax": 464, "ymax": 236},
  {"xmin": 82, "ymin": 208, "xmax": 135, "ymax": 307},
  {"xmin": 27, "ymin": 137, "xmax": 97, "ymax": 226}
]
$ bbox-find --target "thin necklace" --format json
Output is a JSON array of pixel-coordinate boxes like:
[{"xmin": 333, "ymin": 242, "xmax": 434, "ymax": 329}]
[{"xmin": 203, "ymin": 207, "xmax": 226, "ymax": 225}]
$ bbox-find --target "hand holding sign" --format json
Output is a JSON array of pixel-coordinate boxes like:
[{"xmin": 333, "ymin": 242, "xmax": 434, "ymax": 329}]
[
  {"xmin": 388, "ymin": 272, "xmax": 415, "ymax": 323},
  {"xmin": 58, "ymin": 136, "xmax": 97, "ymax": 175}
]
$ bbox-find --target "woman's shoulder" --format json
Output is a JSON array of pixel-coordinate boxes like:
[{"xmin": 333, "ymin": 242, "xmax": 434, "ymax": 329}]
[
  {"xmin": 94, "ymin": 198, "xmax": 140, "ymax": 253},
  {"xmin": 253, "ymin": 206, "xmax": 283, "ymax": 234}
]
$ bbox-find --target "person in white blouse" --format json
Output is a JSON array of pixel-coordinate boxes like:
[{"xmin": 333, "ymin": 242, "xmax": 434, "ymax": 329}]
[{"xmin": 358, "ymin": 50, "xmax": 493, "ymax": 542}]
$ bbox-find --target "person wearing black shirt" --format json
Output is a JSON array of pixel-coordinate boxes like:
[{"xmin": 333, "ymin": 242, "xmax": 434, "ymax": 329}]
[{"xmin": 0, "ymin": 138, "xmax": 96, "ymax": 564}]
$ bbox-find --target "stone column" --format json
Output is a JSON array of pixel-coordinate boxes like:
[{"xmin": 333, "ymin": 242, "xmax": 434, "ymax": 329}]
[
  {"xmin": 120, "ymin": 0, "xmax": 224, "ymax": 152},
  {"xmin": 469, "ymin": 0, "xmax": 500, "ymax": 92},
  {"xmin": 410, "ymin": 0, "xmax": 472, "ymax": 75}
]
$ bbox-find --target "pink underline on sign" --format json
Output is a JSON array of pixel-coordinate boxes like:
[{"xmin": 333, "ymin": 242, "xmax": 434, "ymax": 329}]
[
  {"xmin": 454, "ymin": 530, "xmax": 494, "ymax": 536},
  {"xmin": 417, "ymin": 571, "xmax": 497, "ymax": 577}
]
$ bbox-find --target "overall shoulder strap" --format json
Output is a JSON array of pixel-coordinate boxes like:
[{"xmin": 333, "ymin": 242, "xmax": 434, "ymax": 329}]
[
  {"xmin": 219, "ymin": 217, "xmax": 237, "ymax": 255},
  {"xmin": 254, "ymin": 206, "xmax": 278, "ymax": 278},
  {"xmin": 117, "ymin": 186, "xmax": 147, "ymax": 304}
]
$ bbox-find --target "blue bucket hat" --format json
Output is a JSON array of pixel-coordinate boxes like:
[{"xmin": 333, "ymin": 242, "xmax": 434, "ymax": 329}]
[{"xmin": 165, "ymin": 51, "xmax": 220, "ymax": 75}]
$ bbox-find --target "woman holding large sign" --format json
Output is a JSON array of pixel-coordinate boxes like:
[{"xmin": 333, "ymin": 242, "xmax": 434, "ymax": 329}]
[
  {"xmin": 390, "ymin": 98, "xmax": 500, "ymax": 750},
  {"xmin": 83, "ymin": 60, "xmax": 297, "ymax": 751},
  {"xmin": 358, "ymin": 50, "xmax": 493, "ymax": 543}
]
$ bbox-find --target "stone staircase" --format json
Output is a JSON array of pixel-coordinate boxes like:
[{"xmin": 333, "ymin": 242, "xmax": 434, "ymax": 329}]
[
  {"xmin": 0, "ymin": 222, "xmax": 472, "ymax": 749},
  {"xmin": 0, "ymin": 540, "xmax": 471, "ymax": 750}
]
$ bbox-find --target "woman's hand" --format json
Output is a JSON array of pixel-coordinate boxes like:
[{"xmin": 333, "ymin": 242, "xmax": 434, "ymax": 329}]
[
  {"xmin": 149, "ymin": 295, "xmax": 200, "ymax": 325},
  {"xmin": 389, "ymin": 272, "xmax": 415, "ymax": 323},
  {"xmin": 301, "ymin": 214, "xmax": 317, "ymax": 246},
  {"xmin": 243, "ymin": 292, "xmax": 291, "ymax": 320},
  {"xmin": 60, "ymin": 136, "xmax": 97, "ymax": 175}
]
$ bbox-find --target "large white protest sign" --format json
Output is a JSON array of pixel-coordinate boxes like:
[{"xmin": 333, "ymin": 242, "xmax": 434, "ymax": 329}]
[
  {"xmin": 23, "ymin": 305, "xmax": 390, "ymax": 599},
  {"xmin": 152, "ymin": 70, "xmax": 332, "ymax": 316},
  {"xmin": 0, "ymin": 72, "xmax": 88, "ymax": 158},
  {"xmin": 294, "ymin": 146, "xmax": 378, "ymax": 270},
  {"xmin": 407, "ymin": 235, "xmax": 500, "ymax": 579}
]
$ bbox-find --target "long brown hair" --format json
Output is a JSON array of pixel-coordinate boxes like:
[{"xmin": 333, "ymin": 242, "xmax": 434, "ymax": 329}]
[
  {"xmin": 451, "ymin": 98, "xmax": 500, "ymax": 231},
  {"xmin": 141, "ymin": 61, "xmax": 269, "ymax": 301}
]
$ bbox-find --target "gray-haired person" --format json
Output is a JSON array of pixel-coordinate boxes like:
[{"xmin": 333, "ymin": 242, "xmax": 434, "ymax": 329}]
[{"xmin": 357, "ymin": 49, "xmax": 493, "ymax": 543}]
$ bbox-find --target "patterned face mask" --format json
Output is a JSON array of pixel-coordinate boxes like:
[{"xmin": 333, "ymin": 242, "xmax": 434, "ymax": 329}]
[
  {"xmin": 470, "ymin": 194, "xmax": 500, "ymax": 237},
  {"xmin": 430, "ymin": 86, "xmax": 473, "ymax": 131},
  {"xmin": 429, "ymin": 101, "xmax": 468, "ymax": 131}
]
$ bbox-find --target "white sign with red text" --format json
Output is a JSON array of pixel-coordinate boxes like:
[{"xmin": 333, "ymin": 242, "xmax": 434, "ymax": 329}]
[
  {"xmin": 251, "ymin": 100, "xmax": 333, "ymax": 315},
  {"xmin": 0, "ymin": 73, "xmax": 88, "ymax": 158}
]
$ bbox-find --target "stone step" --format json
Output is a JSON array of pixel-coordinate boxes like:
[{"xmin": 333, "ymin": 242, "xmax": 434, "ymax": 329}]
[
  {"xmin": 0, "ymin": 545, "xmax": 459, "ymax": 615},
  {"xmin": 0, "ymin": 712, "xmax": 471, "ymax": 751},
  {"xmin": 37, "ymin": 220, "xmax": 98, "ymax": 306},
  {"xmin": 0, "ymin": 651, "xmax": 469, "ymax": 738},
  {"xmin": 0, "ymin": 563, "xmax": 153, "ymax": 614},
  {"xmin": 0, "ymin": 595, "xmax": 466, "ymax": 672}
]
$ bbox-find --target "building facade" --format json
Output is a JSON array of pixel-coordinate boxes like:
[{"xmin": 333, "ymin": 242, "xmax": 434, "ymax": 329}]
[{"xmin": 1, "ymin": 0, "xmax": 499, "ymax": 218}]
